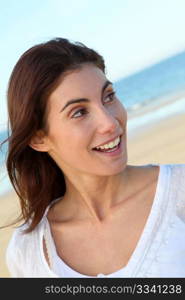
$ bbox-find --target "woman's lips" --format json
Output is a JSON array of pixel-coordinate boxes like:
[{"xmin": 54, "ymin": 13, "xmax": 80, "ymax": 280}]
[
  {"xmin": 92, "ymin": 136, "xmax": 123, "ymax": 157},
  {"xmin": 92, "ymin": 134, "xmax": 120, "ymax": 149}
]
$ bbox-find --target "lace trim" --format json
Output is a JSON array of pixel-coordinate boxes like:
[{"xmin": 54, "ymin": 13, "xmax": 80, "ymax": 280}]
[{"xmin": 43, "ymin": 221, "xmax": 54, "ymax": 269}]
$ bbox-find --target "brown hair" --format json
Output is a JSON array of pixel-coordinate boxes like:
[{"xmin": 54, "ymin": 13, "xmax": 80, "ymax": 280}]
[{"xmin": 1, "ymin": 37, "xmax": 105, "ymax": 233}]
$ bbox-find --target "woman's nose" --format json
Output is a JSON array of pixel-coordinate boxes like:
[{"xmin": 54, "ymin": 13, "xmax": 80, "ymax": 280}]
[{"xmin": 96, "ymin": 107, "xmax": 119, "ymax": 134}]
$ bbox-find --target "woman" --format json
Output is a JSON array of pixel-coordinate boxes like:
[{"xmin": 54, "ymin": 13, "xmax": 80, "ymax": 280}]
[{"xmin": 3, "ymin": 38, "xmax": 185, "ymax": 278}]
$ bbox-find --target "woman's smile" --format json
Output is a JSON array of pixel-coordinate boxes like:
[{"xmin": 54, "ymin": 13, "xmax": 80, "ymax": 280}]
[{"xmin": 92, "ymin": 135, "xmax": 124, "ymax": 157}]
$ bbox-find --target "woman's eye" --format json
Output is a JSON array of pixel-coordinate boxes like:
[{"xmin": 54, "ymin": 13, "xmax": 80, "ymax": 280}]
[
  {"xmin": 71, "ymin": 92, "xmax": 116, "ymax": 119},
  {"xmin": 104, "ymin": 92, "xmax": 116, "ymax": 103},
  {"xmin": 71, "ymin": 108, "xmax": 87, "ymax": 118}
]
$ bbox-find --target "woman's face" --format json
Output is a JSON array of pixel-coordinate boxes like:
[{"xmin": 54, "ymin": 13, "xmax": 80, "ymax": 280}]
[{"xmin": 44, "ymin": 63, "xmax": 128, "ymax": 177}]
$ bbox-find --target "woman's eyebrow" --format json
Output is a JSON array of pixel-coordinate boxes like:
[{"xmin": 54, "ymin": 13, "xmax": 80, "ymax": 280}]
[{"xmin": 60, "ymin": 80, "xmax": 113, "ymax": 112}]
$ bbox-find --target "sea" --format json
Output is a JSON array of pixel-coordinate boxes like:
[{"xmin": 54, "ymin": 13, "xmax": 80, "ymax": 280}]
[{"xmin": 1, "ymin": 50, "xmax": 185, "ymax": 195}]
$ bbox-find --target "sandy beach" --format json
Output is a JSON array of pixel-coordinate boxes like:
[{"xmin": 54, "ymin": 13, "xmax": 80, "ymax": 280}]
[
  {"xmin": 0, "ymin": 190, "xmax": 20, "ymax": 277},
  {"xmin": 1, "ymin": 99, "xmax": 185, "ymax": 277}
]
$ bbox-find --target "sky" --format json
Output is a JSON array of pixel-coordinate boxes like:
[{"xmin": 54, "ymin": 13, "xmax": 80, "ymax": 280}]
[{"xmin": 1, "ymin": 0, "xmax": 185, "ymax": 129}]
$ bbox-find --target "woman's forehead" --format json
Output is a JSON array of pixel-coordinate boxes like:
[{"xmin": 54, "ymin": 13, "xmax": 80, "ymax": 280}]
[{"xmin": 50, "ymin": 65, "xmax": 107, "ymax": 101}]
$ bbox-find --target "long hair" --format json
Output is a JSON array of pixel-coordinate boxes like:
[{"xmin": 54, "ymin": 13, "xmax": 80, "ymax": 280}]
[{"xmin": 0, "ymin": 38, "xmax": 105, "ymax": 233}]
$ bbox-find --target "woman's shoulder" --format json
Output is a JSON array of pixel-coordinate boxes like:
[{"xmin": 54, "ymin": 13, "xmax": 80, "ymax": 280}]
[
  {"xmin": 162, "ymin": 163, "xmax": 185, "ymax": 191},
  {"xmin": 143, "ymin": 163, "xmax": 185, "ymax": 221},
  {"xmin": 152, "ymin": 163, "xmax": 185, "ymax": 186},
  {"xmin": 166, "ymin": 163, "xmax": 185, "ymax": 174},
  {"xmin": 159, "ymin": 162, "xmax": 185, "ymax": 192},
  {"xmin": 6, "ymin": 198, "xmax": 61, "ymax": 260},
  {"xmin": 6, "ymin": 219, "xmax": 45, "ymax": 277},
  {"xmin": 170, "ymin": 163, "xmax": 185, "ymax": 213},
  {"xmin": 162, "ymin": 163, "xmax": 185, "ymax": 222},
  {"xmin": 7, "ymin": 218, "xmax": 45, "ymax": 253},
  {"xmin": 165, "ymin": 162, "xmax": 185, "ymax": 171}
]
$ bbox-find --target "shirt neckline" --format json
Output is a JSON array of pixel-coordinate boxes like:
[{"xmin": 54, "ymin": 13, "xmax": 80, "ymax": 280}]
[{"xmin": 40, "ymin": 164, "xmax": 164, "ymax": 277}]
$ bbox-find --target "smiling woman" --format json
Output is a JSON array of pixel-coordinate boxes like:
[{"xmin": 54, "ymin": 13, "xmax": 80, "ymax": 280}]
[{"xmin": 1, "ymin": 38, "xmax": 185, "ymax": 278}]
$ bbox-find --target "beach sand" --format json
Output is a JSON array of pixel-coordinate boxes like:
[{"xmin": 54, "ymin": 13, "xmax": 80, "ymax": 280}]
[
  {"xmin": 127, "ymin": 112, "xmax": 185, "ymax": 165},
  {"xmin": 1, "ymin": 102, "xmax": 185, "ymax": 277},
  {"xmin": 0, "ymin": 190, "xmax": 20, "ymax": 277}
]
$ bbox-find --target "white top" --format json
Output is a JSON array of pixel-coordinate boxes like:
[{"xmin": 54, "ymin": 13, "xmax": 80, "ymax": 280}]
[{"xmin": 6, "ymin": 164, "xmax": 185, "ymax": 278}]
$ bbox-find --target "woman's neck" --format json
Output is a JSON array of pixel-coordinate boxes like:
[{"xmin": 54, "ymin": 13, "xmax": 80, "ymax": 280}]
[{"xmin": 61, "ymin": 166, "xmax": 132, "ymax": 223}]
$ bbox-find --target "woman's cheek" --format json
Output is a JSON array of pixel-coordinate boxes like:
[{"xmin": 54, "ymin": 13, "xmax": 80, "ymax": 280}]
[
  {"xmin": 112, "ymin": 100, "xmax": 126, "ymax": 117},
  {"xmin": 117, "ymin": 100, "xmax": 127, "ymax": 120}
]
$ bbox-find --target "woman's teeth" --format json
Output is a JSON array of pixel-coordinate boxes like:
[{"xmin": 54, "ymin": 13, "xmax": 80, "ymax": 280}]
[{"xmin": 94, "ymin": 136, "xmax": 120, "ymax": 152}]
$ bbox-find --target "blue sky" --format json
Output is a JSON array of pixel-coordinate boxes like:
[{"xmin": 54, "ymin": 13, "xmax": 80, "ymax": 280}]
[{"xmin": 1, "ymin": 0, "xmax": 185, "ymax": 128}]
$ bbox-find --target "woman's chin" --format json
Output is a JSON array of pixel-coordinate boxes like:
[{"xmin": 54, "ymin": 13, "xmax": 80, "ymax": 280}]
[{"xmin": 94, "ymin": 160, "xmax": 127, "ymax": 176}]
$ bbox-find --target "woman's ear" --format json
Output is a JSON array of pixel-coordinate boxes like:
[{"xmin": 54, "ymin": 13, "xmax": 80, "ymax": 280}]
[{"xmin": 29, "ymin": 130, "xmax": 50, "ymax": 152}]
